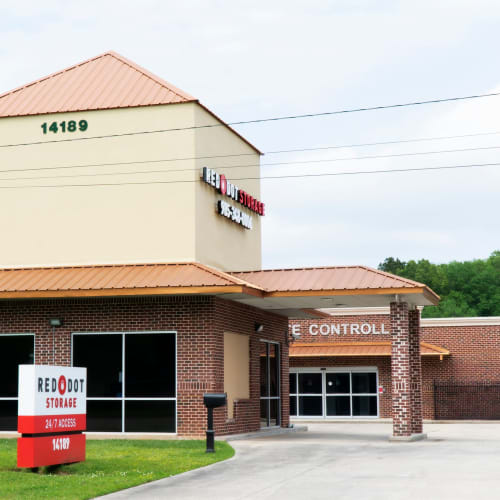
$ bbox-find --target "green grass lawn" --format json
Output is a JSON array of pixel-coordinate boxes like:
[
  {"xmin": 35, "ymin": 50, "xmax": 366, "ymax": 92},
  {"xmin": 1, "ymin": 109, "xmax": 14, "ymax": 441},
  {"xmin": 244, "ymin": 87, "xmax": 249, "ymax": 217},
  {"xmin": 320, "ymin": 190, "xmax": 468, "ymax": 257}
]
[{"xmin": 0, "ymin": 438, "xmax": 234, "ymax": 499}]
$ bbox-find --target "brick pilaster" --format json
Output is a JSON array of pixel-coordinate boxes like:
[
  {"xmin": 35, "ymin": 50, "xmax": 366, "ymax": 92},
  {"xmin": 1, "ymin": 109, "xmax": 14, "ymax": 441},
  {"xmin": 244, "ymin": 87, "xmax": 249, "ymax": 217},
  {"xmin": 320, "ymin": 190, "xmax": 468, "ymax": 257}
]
[
  {"xmin": 409, "ymin": 308, "xmax": 423, "ymax": 434},
  {"xmin": 390, "ymin": 301, "xmax": 412, "ymax": 437}
]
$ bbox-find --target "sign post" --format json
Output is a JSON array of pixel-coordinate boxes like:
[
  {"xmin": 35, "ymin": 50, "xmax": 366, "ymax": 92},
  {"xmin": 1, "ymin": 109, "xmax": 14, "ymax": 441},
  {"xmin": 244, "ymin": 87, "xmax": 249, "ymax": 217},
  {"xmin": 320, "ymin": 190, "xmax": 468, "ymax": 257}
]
[{"xmin": 17, "ymin": 365, "xmax": 87, "ymax": 468}]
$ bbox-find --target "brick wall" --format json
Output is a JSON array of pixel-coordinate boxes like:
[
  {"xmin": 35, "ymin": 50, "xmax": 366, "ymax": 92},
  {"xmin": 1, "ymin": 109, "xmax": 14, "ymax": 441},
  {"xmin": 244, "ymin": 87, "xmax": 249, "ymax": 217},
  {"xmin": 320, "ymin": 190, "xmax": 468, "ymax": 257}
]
[
  {"xmin": 289, "ymin": 314, "xmax": 500, "ymax": 420},
  {"xmin": 0, "ymin": 295, "xmax": 289, "ymax": 436}
]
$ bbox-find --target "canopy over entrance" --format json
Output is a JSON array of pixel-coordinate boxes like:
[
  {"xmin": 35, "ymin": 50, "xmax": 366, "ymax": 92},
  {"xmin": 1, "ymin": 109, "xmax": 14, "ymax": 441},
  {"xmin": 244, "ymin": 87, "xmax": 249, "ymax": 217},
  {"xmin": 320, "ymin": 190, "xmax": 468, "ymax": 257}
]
[{"xmin": 0, "ymin": 262, "xmax": 439, "ymax": 315}]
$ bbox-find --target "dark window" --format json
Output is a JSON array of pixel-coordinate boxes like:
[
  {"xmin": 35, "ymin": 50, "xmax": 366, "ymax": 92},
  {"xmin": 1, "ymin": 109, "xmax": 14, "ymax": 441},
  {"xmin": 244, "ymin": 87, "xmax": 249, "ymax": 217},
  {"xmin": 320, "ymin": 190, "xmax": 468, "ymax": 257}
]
[
  {"xmin": 125, "ymin": 334, "xmax": 175, "ymax": 397},
  {"xmin": 0, "ymin": 336, "xmax": 34, "ymax": 397},
  {"xmin": 353, "ymin": 396, "xmax": 378, "ymax": 416},
  {"xmin": 125, "ymin": 401, "xmax": 175, "ymax": 432},
  {"xmin": 298, "ymin": 373, "xmax": 322, "ymax": 394},
  {"xmin": 299, "ymin": 396, "xmax": 322, "ymax": 416},
  {"xmin": 326, "ymin": 373, "xmax": 350, "ymax": 394},
  {"xmin": 86, "ymin": 400, "xmax": 122, "ymax": 432},
  {"xmin": 0, "ymin": 400, "xmax": 18, "ymax": 431},
  {"xmin": 73, "ymin": 332, "xmax": 176, "ymax": 433},
  {"xmin": 73, "ymin": 335, "xmax": 122, "ymax": 397},
  {"xmin": 352, "ymin": 373, "xmax": 377, "ymax": 394},
  {"xmin": 289, "ymin": 373, "xmax": 297, "ymax": 394},
  {"xmin": 326, "ymin": 396, "xmax": 351, "ymax": 416},
  {"xmin": 289, "ymin": 395, "xmax": 297, "ymax": 416}
]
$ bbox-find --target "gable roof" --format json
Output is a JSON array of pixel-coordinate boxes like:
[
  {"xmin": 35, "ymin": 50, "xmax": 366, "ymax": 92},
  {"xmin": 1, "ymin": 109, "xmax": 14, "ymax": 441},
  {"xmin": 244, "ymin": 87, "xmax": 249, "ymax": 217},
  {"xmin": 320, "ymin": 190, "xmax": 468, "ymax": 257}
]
[{"xmin": 0, "ymin": 51, "xmax": 196, "ymax": 117}]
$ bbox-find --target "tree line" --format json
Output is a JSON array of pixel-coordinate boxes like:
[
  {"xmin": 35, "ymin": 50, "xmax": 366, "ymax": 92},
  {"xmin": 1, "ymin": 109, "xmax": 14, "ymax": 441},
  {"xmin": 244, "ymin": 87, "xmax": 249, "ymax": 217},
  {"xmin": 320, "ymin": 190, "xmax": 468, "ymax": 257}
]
[{"xmin": 378, "ymin": 251, "xmax": 500, "ymax": 318}]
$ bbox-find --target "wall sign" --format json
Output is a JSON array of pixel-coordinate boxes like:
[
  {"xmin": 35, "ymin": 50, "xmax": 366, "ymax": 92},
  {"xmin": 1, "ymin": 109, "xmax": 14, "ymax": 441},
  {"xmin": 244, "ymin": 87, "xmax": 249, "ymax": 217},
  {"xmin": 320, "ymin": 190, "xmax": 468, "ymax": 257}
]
[
  {"xmin": 17, "ymin": 365, "xmax": 87, "ymax": 469},
  {"xmin": 202, "ymin": 167, "xmax": 265, "ymax": 230},
  {"xmin": 41, "ymin": 120, "xmax": 88, "ymax": 134},
  {"xmin": 291, "ymin": 323, "xmax": 390, "ymax": 337}
]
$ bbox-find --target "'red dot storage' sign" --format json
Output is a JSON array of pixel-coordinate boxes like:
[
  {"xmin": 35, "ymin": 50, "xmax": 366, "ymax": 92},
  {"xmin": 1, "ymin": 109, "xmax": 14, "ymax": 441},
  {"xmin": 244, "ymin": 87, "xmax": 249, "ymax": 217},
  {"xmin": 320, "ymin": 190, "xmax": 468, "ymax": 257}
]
[{"xmin": 17, "ymin": 365, "xmax": 87, "ymax": 468}]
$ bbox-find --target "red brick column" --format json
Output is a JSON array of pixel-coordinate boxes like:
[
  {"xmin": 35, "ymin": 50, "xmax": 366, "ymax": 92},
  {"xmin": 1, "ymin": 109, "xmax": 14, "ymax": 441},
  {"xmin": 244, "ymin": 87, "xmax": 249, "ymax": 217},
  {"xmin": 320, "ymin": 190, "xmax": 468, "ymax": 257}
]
[
  {"xmin": 409, "ymin": 308, "xmax": 423, "ymax": 434},
  {"xmin": 390, "ymin": 301, "xmax": 412, "ymax": 437}
]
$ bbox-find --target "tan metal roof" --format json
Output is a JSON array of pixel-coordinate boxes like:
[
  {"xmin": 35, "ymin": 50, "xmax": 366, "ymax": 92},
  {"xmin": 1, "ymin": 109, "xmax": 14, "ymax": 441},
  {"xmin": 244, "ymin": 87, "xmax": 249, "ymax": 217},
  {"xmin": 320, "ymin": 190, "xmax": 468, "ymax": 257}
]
[
  {"xmin": 0, "ymin": 262, "xmax": 262, "ymax": 298},
  {"xmin": 232, "ymin": 266, "xmax": 439, "ymax": 300},
  {"xmin": 290, "ymin": 341, "xmax": 450, "ymax": 359},
  {"xmin": 0, "ymin": 51, "xmax": 195, "ymax": 117},
  {"xmin": 0, "ymin": 263, "xmax": 439, "ymax": 310}
]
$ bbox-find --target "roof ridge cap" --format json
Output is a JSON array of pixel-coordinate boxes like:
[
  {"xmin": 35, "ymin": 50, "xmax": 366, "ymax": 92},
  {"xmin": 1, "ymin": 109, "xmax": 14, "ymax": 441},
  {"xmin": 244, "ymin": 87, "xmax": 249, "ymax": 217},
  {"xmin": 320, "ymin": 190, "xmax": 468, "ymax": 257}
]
[
  {"xmin": 191, "ymin": 262, "xmax": 261, "ymax": 288},
  {"xmin": 232, "ymin": 265, "xmax": 361, "ymax": 274},
  {"xmin": 104, "ymin": 51, "xmax": 195, "ymax": 102}
]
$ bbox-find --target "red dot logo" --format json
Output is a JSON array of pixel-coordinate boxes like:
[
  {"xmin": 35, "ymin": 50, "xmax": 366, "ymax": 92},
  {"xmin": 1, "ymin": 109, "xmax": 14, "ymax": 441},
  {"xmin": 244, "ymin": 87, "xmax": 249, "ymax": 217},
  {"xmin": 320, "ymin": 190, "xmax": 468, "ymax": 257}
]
[
  {"xmin": 58, "ymin": 375, "xmax": 67, "ymax": 395},
  {"xmin": 220, "ymin": 175, "xmax": 227, "ymax": 195}
]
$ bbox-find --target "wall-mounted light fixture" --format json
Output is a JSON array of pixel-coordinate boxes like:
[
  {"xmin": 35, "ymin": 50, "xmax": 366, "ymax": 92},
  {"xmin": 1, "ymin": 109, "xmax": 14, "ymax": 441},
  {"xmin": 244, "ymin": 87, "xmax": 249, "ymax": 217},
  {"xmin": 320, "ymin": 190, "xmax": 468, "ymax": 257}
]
[
  {"xmin": 254, "ymin": 323, "xmax": 264, "ymax": 333},
  {"xmin": 49, "ymin": 318, "xmax": 63, "ymax": 364},
  {"xmin": 285, "ymin": 329, "xmax": 291, "ymax": 346}
]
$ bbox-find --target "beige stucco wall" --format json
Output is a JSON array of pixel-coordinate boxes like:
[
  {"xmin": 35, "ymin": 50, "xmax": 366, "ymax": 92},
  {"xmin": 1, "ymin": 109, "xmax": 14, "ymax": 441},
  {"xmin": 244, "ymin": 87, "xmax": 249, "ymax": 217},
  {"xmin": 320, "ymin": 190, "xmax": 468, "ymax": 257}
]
[
  {"xmin": 194, "ymin": 105, "xmax": 262, "ymax": 272},
  {"xmin": 0, "ymin": 101, "xmax": 262, "ymax": 270},
  {"xmin": 224, "ymin": 332, "xmax": 250, "ymax": 418},
  {"xmin": 0, "ymin": 103, "xmax": 197, "ymax": 267}
]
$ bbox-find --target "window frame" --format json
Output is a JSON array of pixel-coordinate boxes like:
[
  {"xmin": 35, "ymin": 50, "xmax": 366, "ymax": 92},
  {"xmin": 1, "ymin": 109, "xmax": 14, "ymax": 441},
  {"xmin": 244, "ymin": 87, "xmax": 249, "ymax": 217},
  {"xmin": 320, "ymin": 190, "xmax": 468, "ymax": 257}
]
[
  {"xmin": 71, "ymin": 331, "xmax": 177, "ymax": 433},
  {"xmin": 259, "ymin": 340, "xmax": 281, "ymax": 428},
  {"xmin": 0, "ymin": 333, "xmax": 35, "ymax": 432},
  {"xmin": 289, "ymin": 366, "xmax": 379, "ymax": 419}
]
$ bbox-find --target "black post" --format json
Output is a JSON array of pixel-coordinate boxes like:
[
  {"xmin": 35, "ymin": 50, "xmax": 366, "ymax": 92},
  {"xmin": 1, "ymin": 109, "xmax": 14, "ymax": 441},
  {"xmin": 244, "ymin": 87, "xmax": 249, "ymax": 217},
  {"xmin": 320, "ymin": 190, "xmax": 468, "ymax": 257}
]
[
  {"xmin": 203, "ymin": 393, "xmax": 226, "ymax": 454},
  {"xmin": 206, "ymin": 406, "xmax": 215, "ymax": 453}
]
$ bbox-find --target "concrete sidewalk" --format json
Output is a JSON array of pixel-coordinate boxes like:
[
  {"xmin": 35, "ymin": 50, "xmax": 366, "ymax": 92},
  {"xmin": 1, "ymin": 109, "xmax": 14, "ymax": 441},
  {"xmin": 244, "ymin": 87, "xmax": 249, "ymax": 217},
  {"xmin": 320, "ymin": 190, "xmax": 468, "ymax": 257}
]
[{"xmin": 99, "ymin": 423, "xmax": 500, "ymax": 499}]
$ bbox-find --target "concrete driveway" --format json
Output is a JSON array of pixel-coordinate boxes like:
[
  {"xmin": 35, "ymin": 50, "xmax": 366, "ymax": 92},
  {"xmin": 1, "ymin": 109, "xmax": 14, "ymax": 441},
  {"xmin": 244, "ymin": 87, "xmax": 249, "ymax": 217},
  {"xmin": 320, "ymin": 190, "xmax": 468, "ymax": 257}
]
[{"xmin": 100, "ymin": 422, "xmax": 500, "ymax": 499}]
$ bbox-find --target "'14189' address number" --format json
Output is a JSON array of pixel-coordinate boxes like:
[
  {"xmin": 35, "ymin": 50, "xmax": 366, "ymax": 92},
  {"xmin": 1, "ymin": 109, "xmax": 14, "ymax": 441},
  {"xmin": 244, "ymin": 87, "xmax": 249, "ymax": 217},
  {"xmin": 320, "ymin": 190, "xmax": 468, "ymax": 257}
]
[{"xmin": 41, "ymin": 120, "xmax": 88, "ymax": 134}]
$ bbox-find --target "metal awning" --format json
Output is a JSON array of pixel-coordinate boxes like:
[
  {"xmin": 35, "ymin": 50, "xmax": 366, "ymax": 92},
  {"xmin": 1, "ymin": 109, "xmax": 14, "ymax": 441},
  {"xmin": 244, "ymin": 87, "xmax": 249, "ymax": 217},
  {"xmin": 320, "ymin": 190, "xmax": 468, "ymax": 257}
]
[{"xmin": 290, "ymin": 341, "xmax": 450, "ymax": 361}]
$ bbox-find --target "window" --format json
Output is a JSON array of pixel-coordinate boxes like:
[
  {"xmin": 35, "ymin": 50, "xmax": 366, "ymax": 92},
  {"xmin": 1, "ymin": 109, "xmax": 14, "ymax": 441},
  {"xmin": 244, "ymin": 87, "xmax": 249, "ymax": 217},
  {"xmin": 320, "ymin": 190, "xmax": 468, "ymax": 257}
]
[
  {"xmin": 0, "ymin": 334, "xmax": 35, "ymax": 431},
  {"xmin": 72, "ymin": 332, "xmax": 176, "ymax": 432}
]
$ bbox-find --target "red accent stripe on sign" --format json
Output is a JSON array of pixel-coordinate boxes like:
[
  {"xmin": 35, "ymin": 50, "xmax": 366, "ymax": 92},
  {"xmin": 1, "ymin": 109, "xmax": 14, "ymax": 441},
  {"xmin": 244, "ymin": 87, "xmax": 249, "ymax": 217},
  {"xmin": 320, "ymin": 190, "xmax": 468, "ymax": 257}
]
[
  {"xmin": 18, "ymin": 414, "xmax": 86, "ymax": 434},
  {"xmin": 17, "ymin": 434, "xmax": 86, "ymax": 468}
]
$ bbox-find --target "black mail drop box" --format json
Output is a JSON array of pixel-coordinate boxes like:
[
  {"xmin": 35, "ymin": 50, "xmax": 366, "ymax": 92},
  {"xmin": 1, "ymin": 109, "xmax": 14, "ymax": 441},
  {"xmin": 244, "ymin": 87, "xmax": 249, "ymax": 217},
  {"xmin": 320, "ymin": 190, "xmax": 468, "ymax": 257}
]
[{"xmin": 203, "ymin": 393, "xmax": 227, "ymax": 409}]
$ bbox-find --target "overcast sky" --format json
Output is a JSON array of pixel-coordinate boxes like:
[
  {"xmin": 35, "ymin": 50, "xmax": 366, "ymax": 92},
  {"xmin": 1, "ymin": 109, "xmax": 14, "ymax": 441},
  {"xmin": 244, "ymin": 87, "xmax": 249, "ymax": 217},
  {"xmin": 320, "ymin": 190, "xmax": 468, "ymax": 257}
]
[{"xmin": 1, "ymin": 1, "xmax": 499, "ymax": 269}]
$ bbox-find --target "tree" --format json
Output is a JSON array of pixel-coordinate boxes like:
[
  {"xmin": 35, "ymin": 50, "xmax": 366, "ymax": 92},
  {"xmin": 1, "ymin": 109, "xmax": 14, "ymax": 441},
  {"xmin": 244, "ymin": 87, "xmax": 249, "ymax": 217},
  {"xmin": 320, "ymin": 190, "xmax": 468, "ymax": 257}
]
[{"xmin": 377, "ymin": 251, "xmax": 500, "ymax": 318}]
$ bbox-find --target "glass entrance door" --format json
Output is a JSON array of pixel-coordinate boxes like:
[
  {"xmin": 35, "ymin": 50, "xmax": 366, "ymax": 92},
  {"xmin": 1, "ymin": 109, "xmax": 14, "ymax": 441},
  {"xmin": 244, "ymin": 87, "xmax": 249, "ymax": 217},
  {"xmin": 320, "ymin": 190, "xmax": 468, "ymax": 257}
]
[
  {"xmin": 260, "ymin": 341, "xmax": 280, "ymax": 427},
  {"xmin": 290, "ymin": 369, "xmax": 378, "ymax": 418}
]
